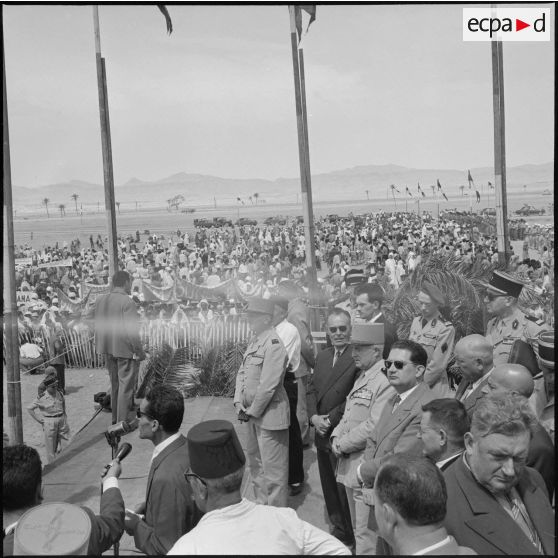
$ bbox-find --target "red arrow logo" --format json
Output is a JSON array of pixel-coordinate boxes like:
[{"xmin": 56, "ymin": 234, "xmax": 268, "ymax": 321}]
[{"xmin": 516, "ymin": 19, "xmax": 530, "ymax": 31}]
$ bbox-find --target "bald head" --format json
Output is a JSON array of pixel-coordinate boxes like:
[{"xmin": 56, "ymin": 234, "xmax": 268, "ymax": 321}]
[
  {"xmin": 454, "ymin": 334, "xmax": 494, "ymax": 382},
  {"xmin": 488, "ymin": 364, "xmax": 534, "ymax": 398}
]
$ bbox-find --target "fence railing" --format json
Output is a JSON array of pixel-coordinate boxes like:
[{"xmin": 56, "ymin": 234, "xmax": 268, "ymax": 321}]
[{"xmin": 6, "ymin": 318, "xmax": 253, "ymax": 370}]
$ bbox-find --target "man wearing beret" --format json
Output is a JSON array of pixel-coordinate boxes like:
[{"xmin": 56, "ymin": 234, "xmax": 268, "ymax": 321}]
[
  {"xmin": 409, "ymin": 281, "xmax": 456, "ymax": 397},
  {"xmin": 168, "ymin": 420, "xmax": 350, "ymax": 555},
  {"xmin": 234, "ymin": 297, "xmax": 290, "ymax": 507}
]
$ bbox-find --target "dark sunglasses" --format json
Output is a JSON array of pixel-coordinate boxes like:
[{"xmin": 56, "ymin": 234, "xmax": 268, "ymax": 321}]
[
  {"xmin": 384, "ymin": 360, "xmax": 412, "ymax": 370},
  {"xmin": 136, "ymin": 409, "xmax": 156, "ymax": 421},
  {"xmin": 329, "ymin": 326, "xmax": 348, "ymax": 333}
]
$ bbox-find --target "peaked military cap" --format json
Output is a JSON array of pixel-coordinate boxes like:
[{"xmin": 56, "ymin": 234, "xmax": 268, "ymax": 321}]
[
  {"xmin": 345, "ymin": 268, "xmax": 366, "ymax": 287},
  {"xmin": 481, "ymin": 270, "xmax": 524, "ymax": 298},
  {"xmin": 420, "ymin": 281, "xmax": 447, "ymax": 307},
  {"xmin": 245, "ymin": 297, "xmax": 274, "ymax": 316},
  {"xmin": 188, "ymin": 420, "xmax": 246, "ymax": 479},
  {"xmin": 350, "ymin": 323, "xmax": 385, "ymax": 345}
]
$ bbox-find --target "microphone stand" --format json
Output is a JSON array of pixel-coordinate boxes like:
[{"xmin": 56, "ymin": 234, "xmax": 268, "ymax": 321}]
[{"xmin": 103, "ymin": 432, "xmax": 121, "ymax": 556}]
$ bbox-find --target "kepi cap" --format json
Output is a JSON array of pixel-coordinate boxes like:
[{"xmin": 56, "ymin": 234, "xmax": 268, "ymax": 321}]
[
  {"xmin": 187, "ymin": 419, "xmax": 246, "ymax": 479},
  {"xmin": 538, "ymin": 330, "xmax": 554, "ymax": 368},
  {"xmin": 350, "ymin": 323, "xmax": 385, "ymax": 345},
  {"xmin": 481, "ymin": 270, "xmax": 524, "ymax": 298},
  {"xmin": 345, "ymin": 268, "xmax": 366, "ymax": 287},
  {"xmin": 419, "ymin": 281, "xmax": 447, "ymax": 307},
  {"xmin": 245, "ymin": 297, "xmax": 274, "ymax": 316}
]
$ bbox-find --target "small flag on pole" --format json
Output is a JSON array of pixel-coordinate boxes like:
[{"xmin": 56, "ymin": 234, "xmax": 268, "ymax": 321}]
[
  {"xmin": 295, "ymin": 5, "xmax": 316, "ymax": 46},
  {"xmin": 467, "ymin": 169, "xmax": 474, "ymax": 185},
  {"xmin": 488, "ymin": 181, "xmax": 494, "ymax": 189},
  {"xmin": 418, "ymin": 183, "xmax": 426, "ymax": 197},
  {"xmin": 437, "ymin": 179, "xmax": 442, "ymax": 191},
  {"xmin": 442, "ymin": 192, "xmax": 448, "ymax": 201},
  {"xmin": 476, "ymin": 190, "xmax": 481, "ymax": 203},
  {"xmin": 157, "ymin": 5, "xmax": 173, "ymax": 34},
  {"xmin": 405, "ymin": 186, "xmax": 413, "ymax": 198}
]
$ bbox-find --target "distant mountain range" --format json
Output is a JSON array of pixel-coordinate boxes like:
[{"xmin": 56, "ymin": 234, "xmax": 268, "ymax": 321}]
[{"xmin": 12, "ymin": 162, "xmax": 553, "ymax": 210}]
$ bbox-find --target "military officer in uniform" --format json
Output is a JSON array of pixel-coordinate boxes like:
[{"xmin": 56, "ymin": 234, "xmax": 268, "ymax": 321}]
[
  {"xmin": 483, "ymin": 270, "xmax": 544, "ymax": 366},
  {"xmin": 408, "ymin": 282, "xmax": 455, "ymax": 397},
  {"xmin": 335, "ymin": 268, "xmax": 367, "ymax": 322},
  {"xmin": 234, "ymin": 297, "xmax": 290, "ymax": 507}
]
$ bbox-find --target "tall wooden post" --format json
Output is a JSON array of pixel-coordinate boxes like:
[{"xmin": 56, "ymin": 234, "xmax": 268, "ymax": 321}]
[
  {"xmin": 3, "ymin": 38, "xmax": 24, "ymax": 444},
  {"xmin": 93, "ymin": 7, "xmax": 118, "ymax": 278},
  {"xmin": 491, "ymin": 39, "xmax": 510, "ymax": 266},
  {"xmin": 288, "ymin": 6, "xmax": 319, "ymax": 330}
]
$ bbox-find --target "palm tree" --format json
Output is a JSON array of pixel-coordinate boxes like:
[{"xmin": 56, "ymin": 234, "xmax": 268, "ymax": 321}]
[
  {"xmin": 365, "ymin": 190, "xmax": 369, "ymax": 200},
  {"xmin": 430, "ymin": 184, "xmax": 436, "ymax": 196},
  {"xmin": 42, "ymin": 197, "xmax": 50, "ymax": 218},
  {"xmin": 71, "ymin": 193, "xmax": 79, "ymax": 213},
  {"xmin": 116, "ymin": 201, "xmax": 121, "ymax": 214},
  {"xmin": 253, "ymin": 193, "xmax": 259, "ymax": 205},
  {"xmin": 58, "ymin": 204, "xmax": 66, "ymax": 217},
  {"xmin": 248, "ymin": 196, "xmax": 253, "ymax": 205},
  {"xmin": 459, "ymin": 185, "xmax": 465, "ymax": 197}
]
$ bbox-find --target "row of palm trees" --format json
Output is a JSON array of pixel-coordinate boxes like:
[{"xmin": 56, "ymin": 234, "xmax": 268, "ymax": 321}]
[
  {"xmin": 236, "ymin": 192, "xmax": 263, "ymax": 206},
  {"xmin": 41, "ymin": 193, "xmax": 124, "ymax": 218}
]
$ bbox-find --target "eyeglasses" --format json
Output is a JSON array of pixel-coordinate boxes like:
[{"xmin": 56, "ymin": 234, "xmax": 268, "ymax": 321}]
[
  {"xmin": 329, "ymin": 326, "xmax": 348, "ymax": 333},
  {"xmin": 484, "ymin": 292, "xmax": 505, "ymax": 301},
  {"xmin": 384, "ymin": 360, "xmax": 412, "ymax": 370},
  {"xmin": 136, "ymin": 409, "xmax": 156, "ymax": 421},
  {"xmin": 183, "ymin": 468, "xmax": 207, "ymax": 488}
]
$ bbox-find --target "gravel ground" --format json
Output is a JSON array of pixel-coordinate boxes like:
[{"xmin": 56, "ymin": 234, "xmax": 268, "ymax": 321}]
[{"xmin": 3, "ymin": 365, "xmax": 110, "ymax": 464}]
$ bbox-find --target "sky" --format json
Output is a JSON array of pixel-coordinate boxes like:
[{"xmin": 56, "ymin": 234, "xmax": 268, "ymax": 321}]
[{"xmin": 3, "ymin": 3, "xmax": 554, "ymax": 188}]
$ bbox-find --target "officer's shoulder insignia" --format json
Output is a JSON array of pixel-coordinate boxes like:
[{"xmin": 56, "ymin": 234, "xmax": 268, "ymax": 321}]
[
  {"xmin": 431, "ymin": 319, "xmax": 437, "ymax": 327},
  {"xmin": 271, "ymin": 338, "xmax": 280, "ymax": 344},
  {"xmin": 526, "ymin": 315, "xmax": 544, "ymax": 325},
  {"xmin": 512, "ymin": 319, "xmax": 519, "ymax": 330},
  {"xmin": 441, "ymin": 342, "xmax": 448, "ymax": 353}
]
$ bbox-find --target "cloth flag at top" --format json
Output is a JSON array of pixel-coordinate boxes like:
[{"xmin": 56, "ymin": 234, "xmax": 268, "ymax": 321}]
[
  {"xmin": 405, "ymin": 186, "xmax": 413, "ymax": 198},
  {"xmin": 488, "ymin": 181, "xmax": 494, "ymax": 189},
  {"xmin": 157, "ymin": 5, "xmax": 173, "ymax": 34},
  {"xmin": 467, "ymin": 169, "xmax": 474, "ymax": 185},
  {"xmin": 476, "ymin": 190, "xmax": 481, "ymax": 203},
  {"xmin": 294, "ymin": 5, "xmax": 316, "ymax": 46},
  {"xmin": 437, "ymin": 179, "xmax": 442, "ymax": 191},
  {"xmin": 442, "ymin": 192, "xmax": 448, "ymax": 201},
  {"xmin": 418, "ymin": 183, "xmax": 426, "ymax": 197}
]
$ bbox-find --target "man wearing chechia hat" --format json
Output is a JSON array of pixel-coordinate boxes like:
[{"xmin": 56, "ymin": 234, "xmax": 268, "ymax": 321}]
[
  {"xmin": 408, "ymin": 281, "xmax": 456, "ymax": 397},
  {"xmin": 168, "ymin": 420, "xmax": 350, "ymax": 555},
  {"xmin": 537, "ymin": 330, "xmax": 554, "ymax": 439},
  {"xmin": 233, "ymin": 297, "xmax": 290, "ymax": 507}
]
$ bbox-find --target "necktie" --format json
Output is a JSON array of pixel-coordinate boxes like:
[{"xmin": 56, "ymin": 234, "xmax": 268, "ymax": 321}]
[
  {"xmin": 333, "ymin": 350, "xmax": 341, "ymax": 366},
  {"xmin": 421, "ymin": 318, "xmax": 428, "ymax": 328},
  {"xmin": 508, "ymin": 494, "xmax": 543, "ymax": 553},
  {"xmin": 392, "ymin": 394, "xmax": 401, "ymax": 413}
]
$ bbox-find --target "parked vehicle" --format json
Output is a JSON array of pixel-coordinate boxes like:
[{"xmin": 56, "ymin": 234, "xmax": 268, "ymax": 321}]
[
  {"xmin": 193, "ymin": 218, "xmax": 214, "ymax": 228},
  {"xmin": 212, "ymin": 217, "xmax": 233, "ymax": 227},
  {"xmin": 236, "ymin": 217, "xmax": 258, "ymax": 226},
  {"xmin": 515, "ymin": 204, "xmax": 545, "ymax": 216}
]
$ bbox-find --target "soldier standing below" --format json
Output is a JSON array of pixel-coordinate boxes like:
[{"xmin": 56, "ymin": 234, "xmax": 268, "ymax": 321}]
[
  {"xmin": 408, "ymin": 282, "xmax": 455, "ymax": 397},
  {"xmin": 234, "ymin": 298, "xmax": 289, "ymax": 507},
  {"xmin": 27, "ymin": 369, "xmax": 70, "ymax": 463}
]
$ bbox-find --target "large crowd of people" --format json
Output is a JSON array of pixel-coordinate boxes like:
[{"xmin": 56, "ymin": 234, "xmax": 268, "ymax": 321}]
[{"xmin": 3, "ymin": 210, "xmax": 555, "ymax": 555}]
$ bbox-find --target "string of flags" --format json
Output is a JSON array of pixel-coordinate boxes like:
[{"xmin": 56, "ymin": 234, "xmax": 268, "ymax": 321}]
[{"xmin": 467, "ymin": 169, "xmax": 481, "ymax": 203}]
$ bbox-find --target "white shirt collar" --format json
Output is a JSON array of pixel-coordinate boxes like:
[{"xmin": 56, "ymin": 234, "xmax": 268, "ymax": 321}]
[
  {"xmin": 397, "ymin": 383, "xmax": 419, "ymax": 404},
  {"xmin": 151, "ymin": 432, "xmax": 181, "ymax": 464},
  {"xmin": 436, "ymin": 451, "xmax": 463, "ymax": 469},
  {"xmin": 469, "ymin": 367, "xmax": 494, "ymax": 392},
  {"xmin": 412, "ymin": 536, "xmax": 452, "ymax": 555}
]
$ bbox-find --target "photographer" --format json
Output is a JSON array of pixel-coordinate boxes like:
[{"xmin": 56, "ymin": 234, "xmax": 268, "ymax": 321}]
[{"xmin": 3, "ymin": 444, "xmax": 125, "ymax": 555}]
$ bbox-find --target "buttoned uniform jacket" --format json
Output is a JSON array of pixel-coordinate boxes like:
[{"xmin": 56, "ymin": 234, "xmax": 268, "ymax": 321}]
[
  {"xmin": 3, "ymin": 486, "xmax": 125, "ymax": 556},
  {"xmin": 94, "ymin": 287, "xmax": 143, "ymax": 358},
  {"xmin": 234, "ymin": 327, "xmax": 289, "ymax": 430},
  {"xmin": 133, "ymin": 434, "xmax": 200, "ymax": 555},
  {"xmin": 360, "ymin": 382, "xmax": 436, "ymax": 488},
  {"xmin": 306, "ymin": 345, "xmax": 360, "ymax": 449},
  {"xmin": 409, "ymin": 315, "xmax": 455, "ymax": 396},
  {"xmin": 443, "ymin": 458, "xmax": 555, "ymax": 556},
  {"xmin": 331, "ymin": 360, "xmax": 395, "ymax": 488},
  {"xmin": 485, "ymin": 307, "xmax": 544, "ymax": 367}
]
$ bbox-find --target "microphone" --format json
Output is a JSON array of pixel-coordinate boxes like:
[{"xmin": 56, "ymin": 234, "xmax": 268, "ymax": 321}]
[
  {"xmin": 101, "ymin": 442, "xmax": 132, "ymax": 478},
  {"xmin": 106, "ymin": 418, "xmax": 138, "ymax": 437}
]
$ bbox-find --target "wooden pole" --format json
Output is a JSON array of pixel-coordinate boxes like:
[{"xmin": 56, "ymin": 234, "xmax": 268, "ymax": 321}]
[
  {"xmin": 288, "ymin": 6, "xmax": 319, "ymax": 331},
  {"xmin": 93, "ymin": 7, "xmax": 119, "ymax": 278},
  {"xmin": 3, "ymin": 38, "xmax": 24, "ymax": 444},
  {"xmin": 491, "ymin": 39, "xmax": 510, "ymax": 265}
]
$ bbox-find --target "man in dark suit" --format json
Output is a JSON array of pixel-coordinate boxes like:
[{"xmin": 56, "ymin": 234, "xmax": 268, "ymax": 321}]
[
  {"xmin": 95, "ymin": 271, "xmax": 146, "ymax": 424},
  {"xmin": 481, "ymin": 363, "xmax": 554, "ymax": 499},
  {"xmin": 444, "ymin": 393, "xmax": 555, "ymax": 555},
  {"xmin": 419, "ymin": 398, "xmax": 469, "ymax": 471},
  {"xmin": 357, "ymin": 339, "xmax": 436, "ymax": 552},
  {"xmin": 124, "ymin": 385, "xmax": 200, "ymax": 554},
  {"xmin": 3, "ymin": 444, "xmax": 124, "ymax": 555},
  {"xmin": 307, "ymin": 308, "xmax": 359, "ymax": 547},
  {"xmin": 354, "ymin": 283, "xmax": 397, "ymax": 359},
  {"xmin": 453, "ymin": 334, "xmax": 494, "ymax": 415}
]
